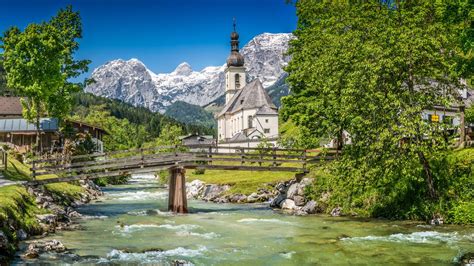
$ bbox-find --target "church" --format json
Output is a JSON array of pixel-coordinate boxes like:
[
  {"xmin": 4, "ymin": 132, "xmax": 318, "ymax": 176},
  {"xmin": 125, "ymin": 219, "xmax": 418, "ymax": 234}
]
[{"xmin": 217, "ymin": 25, "xmax": 279, "ymax": 147}]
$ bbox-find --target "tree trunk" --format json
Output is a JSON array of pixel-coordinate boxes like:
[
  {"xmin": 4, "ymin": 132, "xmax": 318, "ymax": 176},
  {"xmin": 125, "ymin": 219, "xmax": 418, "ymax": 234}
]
[
  {"xmin": 417, "ymin": 151, "xmax": 437, "ymax": 199},
  {"xmin": 336, "ymin": 128, "xmax": 344, "ymax": 151},
  {"xmin": 459, "ymin": 104, "xmax": 466, "ymax": 148},
  {"xmin": 35, "ymin": 102, "xmax": 41, "ymax": 155}
]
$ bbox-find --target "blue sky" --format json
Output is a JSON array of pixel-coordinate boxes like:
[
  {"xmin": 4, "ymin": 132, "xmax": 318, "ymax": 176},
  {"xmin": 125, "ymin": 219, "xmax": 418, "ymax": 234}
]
[{"xmin": 0, "ymin": 0, "xmax": 297, "ymax": 81}]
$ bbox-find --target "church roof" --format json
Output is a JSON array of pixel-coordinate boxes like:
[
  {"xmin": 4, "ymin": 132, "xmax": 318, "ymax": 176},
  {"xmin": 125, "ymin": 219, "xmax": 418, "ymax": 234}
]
[
  {"xmin": 256, "ymin": 105, "xmax": 278, "ymax": 115},
  {"xmin": 218, "ymin": 79, "xmax": 277, "ymax": 117}
]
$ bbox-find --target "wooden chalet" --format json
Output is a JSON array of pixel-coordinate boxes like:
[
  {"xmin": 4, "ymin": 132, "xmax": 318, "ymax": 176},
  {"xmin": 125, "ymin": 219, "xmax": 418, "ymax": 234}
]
[{"xmin": 0, "ymin": 96, "xmax": 107, "ymax": 153}]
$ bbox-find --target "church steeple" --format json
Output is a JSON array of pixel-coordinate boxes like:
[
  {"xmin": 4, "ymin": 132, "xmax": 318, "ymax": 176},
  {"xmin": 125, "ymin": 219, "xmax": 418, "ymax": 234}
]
[
  {"xmin": 226, "ymin": 18, "xmax": 244, "ymax": 67},
  {"xmin": 224, "ymin": 19, "xmax": 247, "ymax": 104}
]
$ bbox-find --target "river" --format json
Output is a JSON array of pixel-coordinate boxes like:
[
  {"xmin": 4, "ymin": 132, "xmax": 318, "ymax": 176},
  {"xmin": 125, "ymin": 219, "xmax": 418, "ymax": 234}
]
[{"xmin": 13, "ymin": 174, "xmax": 474, "ymax": 265}]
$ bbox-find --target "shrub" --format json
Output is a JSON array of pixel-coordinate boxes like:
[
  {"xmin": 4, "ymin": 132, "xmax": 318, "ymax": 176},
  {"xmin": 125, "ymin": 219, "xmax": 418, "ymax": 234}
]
[{"xmin": 193, "ymin": 168, "xmax": 206, "ymax": 175}]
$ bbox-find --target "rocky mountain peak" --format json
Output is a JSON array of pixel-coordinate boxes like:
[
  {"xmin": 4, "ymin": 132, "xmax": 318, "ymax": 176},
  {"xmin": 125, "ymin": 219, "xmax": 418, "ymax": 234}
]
[
  {"xmin": 85, "ymin": 33, "xmax": 293, "ymax": 113},
  {"xmin": 172, "ymin": 62, "xmax": 193, "ymax": 76}
]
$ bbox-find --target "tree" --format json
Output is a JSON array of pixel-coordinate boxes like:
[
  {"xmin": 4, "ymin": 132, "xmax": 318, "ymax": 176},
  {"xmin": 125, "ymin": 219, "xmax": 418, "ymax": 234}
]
[
  {"xmin": 70, "ymin": 105, "xmax": 149, "ymax": 151},
  {"xmin": 152, "ymin": 124, "xmax": 184, "ymax": 147},
  {"xmin": 1, "ymin": 6, "xmax": 90, "ymax": 152},
  {"xmin": 282, "ymin": 0, "xmax": 467, "ymax": 212}
]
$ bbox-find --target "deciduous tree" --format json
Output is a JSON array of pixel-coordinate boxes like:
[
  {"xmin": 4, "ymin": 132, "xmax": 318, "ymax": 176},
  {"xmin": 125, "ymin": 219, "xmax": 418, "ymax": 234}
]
[{"xmin": 1, "ymin": 6, "xmax": 90, "ymax": 151}]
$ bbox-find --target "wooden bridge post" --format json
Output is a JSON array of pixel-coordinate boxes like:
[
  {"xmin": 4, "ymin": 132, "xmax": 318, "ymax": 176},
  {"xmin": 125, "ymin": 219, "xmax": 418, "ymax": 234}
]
[
  {"xmin": 272, "ymin": 147, "xmax": 277, "ymax": 167},
  {"xmin": 31, "ymin": 160, "xmax": 36, "ymax": 180},
  {"xmin": 208, "ymin": 146, "xmax": 212, "ymax": 165},
  {"xmin": 168, "ymin": 167, "xmax": 188, "ymax": 213}
]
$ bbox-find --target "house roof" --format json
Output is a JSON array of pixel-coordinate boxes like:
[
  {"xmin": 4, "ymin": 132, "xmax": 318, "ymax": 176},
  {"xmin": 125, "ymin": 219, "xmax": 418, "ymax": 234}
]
[
  {"xmin": 0, "ymin": 118, "xmax": 59, "ymax": 133},
  {"xmin": 179, "ymin": 134, "xmax": 214, "ymax": 140},
  {"xmin": 66, "ymin": 120, "xmax": 109, "ymax": 135},
  {"xmin": 218, "ymin": 79, "xmax": 277, "ymax": 117},
  {"xmin": 0, "ymin": 97, "xmax": 23, "ymax": 116}
]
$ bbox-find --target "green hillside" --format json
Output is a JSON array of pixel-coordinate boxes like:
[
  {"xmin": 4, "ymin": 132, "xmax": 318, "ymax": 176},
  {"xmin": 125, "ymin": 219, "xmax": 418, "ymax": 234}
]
[
  {"xmin": 72, "ymin": 92, "xmax": 215, "ymax": 137},
  {"xmin": 165, "ymin": 101, "xmax": 217, "ymax": 130}
]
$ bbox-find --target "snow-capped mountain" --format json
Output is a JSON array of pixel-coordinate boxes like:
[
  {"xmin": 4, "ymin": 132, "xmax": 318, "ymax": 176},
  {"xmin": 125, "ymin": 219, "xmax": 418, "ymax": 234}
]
[{"xmin": 85, "ymin": 33, "xmax": 293, "ymax": 113}]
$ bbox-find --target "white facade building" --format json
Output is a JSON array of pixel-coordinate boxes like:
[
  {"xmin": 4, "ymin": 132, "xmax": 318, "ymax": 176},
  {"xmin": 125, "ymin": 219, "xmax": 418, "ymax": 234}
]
[{"xmin": 217, "ymin": 24, "xmax": 279, "ymax": 147}]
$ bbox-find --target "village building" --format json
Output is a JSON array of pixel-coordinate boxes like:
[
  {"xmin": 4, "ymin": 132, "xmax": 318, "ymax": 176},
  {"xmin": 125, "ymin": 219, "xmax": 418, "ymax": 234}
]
[
  {"xmin": 179, "ymin": 133, "xmax": 215, "ymax": 150},
  {"xmin": 217, "ymin": 24, "xmax": 279, "ymax": 147},
  {"xmin": 0, "ymin": 97, "xmax": 107, "ymax": 153}
]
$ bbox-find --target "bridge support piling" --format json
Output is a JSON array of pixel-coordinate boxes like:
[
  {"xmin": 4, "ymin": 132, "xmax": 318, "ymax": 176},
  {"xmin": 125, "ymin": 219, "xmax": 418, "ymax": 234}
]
[{"xmin": 168, "ymin": 167, "xmax": 188, "ymax": 213}]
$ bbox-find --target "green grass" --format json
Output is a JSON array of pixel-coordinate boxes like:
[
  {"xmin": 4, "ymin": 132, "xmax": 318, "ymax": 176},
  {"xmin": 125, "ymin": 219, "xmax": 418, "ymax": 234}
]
[
  {"xmin": 185, "ymin": 152, "xmax": 323, "ymax": 195},
  {"xmin": 187, "ymin": 169, "xmax": 296, "ymax": 195},
  {"xmin": 2, "ymin": 155, "xmax": 85, "ymax": 201},
  {"xmin": 0, "ymin": 185, "xmax": 44, "ymax": 255}
]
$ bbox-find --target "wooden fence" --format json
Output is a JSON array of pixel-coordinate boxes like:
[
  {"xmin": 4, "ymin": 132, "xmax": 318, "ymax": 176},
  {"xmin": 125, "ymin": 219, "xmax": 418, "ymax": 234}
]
[{"xmin": 0, "ymin": 148, "xmax": 6, "ymax": 171}]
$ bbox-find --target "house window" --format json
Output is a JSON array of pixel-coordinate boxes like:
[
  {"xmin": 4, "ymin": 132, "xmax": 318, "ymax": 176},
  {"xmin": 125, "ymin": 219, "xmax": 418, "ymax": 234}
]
[
  {"xmin": 264, "ymin": 128, "xmax": 270, "ymax": 134},
  {"xmin": 248, "ymin": 116, "xmax": 253, "ymax": 128},
  {"xmin": 235, "ymin": 73, "xmax": 240, "ymax": 88},
  {"xmin": 443, "ymin": 115, "xmax": 453, "ymax": 125},
  {"xmin": 265, "ymin": 119, "xmax": 269, "ymax": 123}
]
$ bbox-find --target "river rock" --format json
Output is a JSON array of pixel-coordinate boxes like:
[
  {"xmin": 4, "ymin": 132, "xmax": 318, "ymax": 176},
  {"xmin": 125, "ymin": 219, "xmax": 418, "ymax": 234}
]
[
  {"xmin": 17, "ymin": 229, "xmax": 28, "ymax": 240},
  {"xmin": 36, "ymin": 214, "xmax": 57, "ymax": 225},
  {"xmin": 230, "ymin": 194, "xmax": 247, "ymax": 203},
  {"xmin": 67, "ymin": 211, "xmax": 82, "ymax": 218},
  {"xmin": 22, "ymin": 244, "xmax": 39, "ymax": 259},
  {"xmin": 186, "ymin": 179, "xmax": 205, "ymax": 199},
  {"xmin": 275, "ymin": 182, "xmax": 287, "ymax": 193},
  {"xmin": 295, "ymin": 209, "xmax": 308, "ymax": 216},
  {"xmin": 286, "ymin": 183, "xmax": 299, "ymax": 199},
  {"xmin": 270, "ymin": 193, "xmax": 286, "ymax": 208},
  {"xmin": 331, "ymin": 207, "xmax": 342, "ymax": 217},
  {"xmin": 293, "ymin": 195, "xmax": 305, "ymax": 206},
  {"xmin": 429, "ymin": 216, "xmax": 444, "ymax": 225},
  {"xmin": 247, "ymin": 192, "xmax": 259, "ymax": 203},
  {"xmin": 301, "ymin": 200, "xmax": 318, "ymax": 214},
  {"xmin": 173, "ymin": 259, "xmax": 192, "ymax": 266},
  {"xmin": 459, "ymin": 252, "xmax": 474, "ymax": 265},
  {"xmin": 202, "ymin": 184, "xmax": 229, "ymax": 201},
  {"xmin": 281, "ymin": 199, "xmax": 297, "ymax": 210},
  {"xmin": 300, "ymin": 178, "xmax": 314, "ymax": 187},
  {"xmin": 43, "ymin": 239, "xmax": 66, "ymax": 252},
  {"xmin": 0, "ymin": 231, "xmax": 8, "ymax": 249},
  {"xmin": 36, "ymin": 195, "xmax": 54, "ymax": 205}
]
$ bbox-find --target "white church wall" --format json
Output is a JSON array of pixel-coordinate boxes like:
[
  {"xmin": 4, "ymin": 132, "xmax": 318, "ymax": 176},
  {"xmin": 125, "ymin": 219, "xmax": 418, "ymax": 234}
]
[{"xmin": 254, "ymin": 114, "xmax": 279, "ymax": 138}]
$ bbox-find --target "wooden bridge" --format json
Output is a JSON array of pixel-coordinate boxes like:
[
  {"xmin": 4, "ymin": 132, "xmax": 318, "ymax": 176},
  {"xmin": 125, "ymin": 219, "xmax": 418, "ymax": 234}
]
[{"xmin": 28, "ymin": 146, "xmax": 336, "ymax": 213}]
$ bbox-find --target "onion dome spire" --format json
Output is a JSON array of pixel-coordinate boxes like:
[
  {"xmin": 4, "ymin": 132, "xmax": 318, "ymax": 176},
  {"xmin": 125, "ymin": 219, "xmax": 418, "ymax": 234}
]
[{"xmin": 226, "ymin": 18, "xmax": 244, "ymax": 67}]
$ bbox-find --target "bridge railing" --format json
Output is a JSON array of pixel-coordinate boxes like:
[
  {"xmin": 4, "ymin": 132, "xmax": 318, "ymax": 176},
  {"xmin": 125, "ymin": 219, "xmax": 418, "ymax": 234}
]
[{"xmin": 28, "ymin": 145, "xmax": 337, "ymax": 185}]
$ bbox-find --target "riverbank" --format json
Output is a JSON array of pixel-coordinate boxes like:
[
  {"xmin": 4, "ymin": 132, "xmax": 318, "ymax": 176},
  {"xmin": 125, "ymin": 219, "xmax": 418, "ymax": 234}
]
[
  {"xmin": 186, "ymin": 177, "xmax": 323, "ymax": 216},
  {"xmin": 0, "ymin": 156, "xmax": 103, "ymax": 262},
  {"xmin": 12, "ymin": 174, "xmax": 474, "ymax": 265}
]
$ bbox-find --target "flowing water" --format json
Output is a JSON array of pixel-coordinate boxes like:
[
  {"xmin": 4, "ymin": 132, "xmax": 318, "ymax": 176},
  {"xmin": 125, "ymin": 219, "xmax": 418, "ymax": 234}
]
[{"xmin": 13, "ymin": 175, "xmax": 474, "ymax": 265}]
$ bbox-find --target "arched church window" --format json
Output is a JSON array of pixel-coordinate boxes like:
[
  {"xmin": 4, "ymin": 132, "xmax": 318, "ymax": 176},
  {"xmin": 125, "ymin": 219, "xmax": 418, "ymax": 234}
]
[{"xmin": 235, "ymin": 73, "xmax": 240, "ymax": 88}]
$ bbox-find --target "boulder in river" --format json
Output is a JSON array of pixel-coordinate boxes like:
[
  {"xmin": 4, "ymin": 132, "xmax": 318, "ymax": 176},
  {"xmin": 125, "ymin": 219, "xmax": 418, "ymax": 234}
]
[
  {"xmin": 281, "ymin": 199, "xmax": 297, "ymax": 210},
  {"xmin": 302, "ymin": 200, "xmax": 318, "ymax": 214},
  {"xmin": 270, "ymin": 193, "xmax": 286, "ymax": 208},
  {"xmin": 293, "ymin": 195, "xmax": 305, "ymax": 206},
  {"xmin": 202, "ymin": 184, "xmax": 230, "ymax": 201},
  {"xmin": 186, "ymin": 179, "xmax": 205, "ymax": 199},
  {"xmin": 17, "ymin": 229, "xmax": 28, "ymax": 241},
  {"xmin": 22, "ymin": 245, "xmax": 40, "ymax": 259},
  {"xmin": 331, "ymin": 207, "xmax": 342, "ymax": 217},
  {"xmin": 36, "ymin": 214, "xmax": 57, "ymax": 225},
  {"xmin": 286, "ymin": 183, "xmax": 299, "ymax": 199}
]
